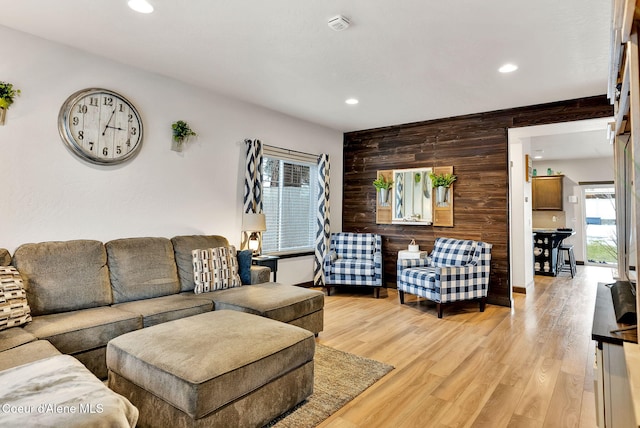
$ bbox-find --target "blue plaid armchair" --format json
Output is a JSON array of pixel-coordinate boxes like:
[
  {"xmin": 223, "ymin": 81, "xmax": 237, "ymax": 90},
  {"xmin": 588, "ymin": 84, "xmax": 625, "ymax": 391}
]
[
  {"xmin": 323, "ymin": 233, "xmax": 383, "ymax": 298},
  {"xmin": 397, "ymin": 237, "xmax": 492, "ymax": 318}
]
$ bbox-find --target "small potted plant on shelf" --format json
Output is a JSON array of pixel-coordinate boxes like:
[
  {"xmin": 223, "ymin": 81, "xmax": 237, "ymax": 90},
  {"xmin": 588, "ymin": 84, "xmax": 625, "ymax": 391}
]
[
  {"xmin": 429, "ymin": 172, "xmax": 457, "ymax": 206},
  {"xmin": 171, "ymin": 120, "xmax": 197, "ymax": 152},
  {"xmin": 373, "ymin": 174, "xmax": 394, "ymax": 205},
  {"xmin": 0, "ymin": 81, "xmax": 21, "ymax": 126}
]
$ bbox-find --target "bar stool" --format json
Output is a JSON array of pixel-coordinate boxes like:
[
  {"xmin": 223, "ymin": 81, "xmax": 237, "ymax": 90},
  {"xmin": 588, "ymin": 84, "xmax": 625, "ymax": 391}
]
[{"xmin": 557, "ymin": 244, "xmax": 577, "ymax": 278}]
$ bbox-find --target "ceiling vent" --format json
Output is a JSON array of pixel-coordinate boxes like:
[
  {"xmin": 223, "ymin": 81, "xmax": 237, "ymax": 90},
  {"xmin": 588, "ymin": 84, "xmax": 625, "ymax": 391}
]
[{"xmin": 328, "ymin": 15, "xmax": 351, "ymax": 31}]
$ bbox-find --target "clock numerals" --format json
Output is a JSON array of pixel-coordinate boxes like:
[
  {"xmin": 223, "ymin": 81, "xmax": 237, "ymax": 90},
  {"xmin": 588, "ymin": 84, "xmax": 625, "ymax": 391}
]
[{"xmin": 60, "ymin": 88, "xmax": 143, "ymax": 165}]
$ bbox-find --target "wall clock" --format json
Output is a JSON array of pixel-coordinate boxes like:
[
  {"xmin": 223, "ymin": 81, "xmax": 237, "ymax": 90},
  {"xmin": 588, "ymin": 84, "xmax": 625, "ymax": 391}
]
[{"xmin": 58, "ymin": 88, "xmax": 143, "ymax": 165}]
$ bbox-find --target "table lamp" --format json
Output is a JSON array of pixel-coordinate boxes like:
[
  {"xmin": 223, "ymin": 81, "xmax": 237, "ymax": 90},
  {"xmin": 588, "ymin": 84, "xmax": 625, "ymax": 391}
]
[{"xmin": 242, "ymin": 213, "xmax": 267, "ymax": 255}]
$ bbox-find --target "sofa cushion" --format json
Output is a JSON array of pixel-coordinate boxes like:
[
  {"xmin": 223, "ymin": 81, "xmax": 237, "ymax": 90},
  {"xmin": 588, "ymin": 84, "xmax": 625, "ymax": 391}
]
[
  {"xmin": 431, "ymin": 238, "xmax": 475, "ymax": 267},
  {"xmin": 171, "ymin": 235, "xmax": 229, "ymax": 292},
  {"xmin": 114, "ymin": 294, "xmax": 213, "ymax": 327},
  {"xmin": 209, "ymin": 283, "xmax": 324, "ymax": 325},
  {"xmin": 0, "ymin": 266, "xmax": 32, "ymax": 331},
  {"xmin": 106, "ymin": 237, "xmax": 180, "ymax": 303},
  {"xmin": 0, "ymin": 325, "xmax": 37, "ymax": 353},
  {"xmin": 0, "ymin": 339, "xmax": 61, "ymax": 372},
  {"xmin": 192, "ymin": 246, "xmax": 242, "ymax": 293},
  {"xmin": 24, "ymin": 306, "xmax": 142, "ymax": 355},
  {"xmin": 12, "ymin": 240, "xmax": 112, "ymax": 316},
  {"xmin": 0, "ymin": 248, "xmax": 10, "ymax": 266}
]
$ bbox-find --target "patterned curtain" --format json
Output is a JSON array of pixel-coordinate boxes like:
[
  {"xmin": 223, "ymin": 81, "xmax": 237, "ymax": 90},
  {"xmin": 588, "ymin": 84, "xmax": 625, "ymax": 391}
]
[
  {"xmin": 314, "ymin": 154, "xmax": 331, "ymax": 285},
  {"xmin": 242, "ymin": 139, "xmax": 263, "ymax": 248}
]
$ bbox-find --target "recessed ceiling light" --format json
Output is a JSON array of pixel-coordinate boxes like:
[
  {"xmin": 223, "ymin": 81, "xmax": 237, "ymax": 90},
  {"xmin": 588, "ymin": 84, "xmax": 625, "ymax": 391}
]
[
  {"xmin": 499, "ymin": 63, "xmax": 518, "ymax": 73},
  {"xmin": 345, "ymin": 98, "xmax": 359, "ymax": 105},
  {"xmin": 128, "ymin": 0, "xmax": 154, "ymax": 14}
]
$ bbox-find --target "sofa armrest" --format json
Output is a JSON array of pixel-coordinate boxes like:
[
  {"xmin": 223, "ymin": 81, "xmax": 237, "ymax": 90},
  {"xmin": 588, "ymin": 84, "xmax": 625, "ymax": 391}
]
[{"xmin": 250, "ymin": 265, "xmax": 271, "ymax": 284}]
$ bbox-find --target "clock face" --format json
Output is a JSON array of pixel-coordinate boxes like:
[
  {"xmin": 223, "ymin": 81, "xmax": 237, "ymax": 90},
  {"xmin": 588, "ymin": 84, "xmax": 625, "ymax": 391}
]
[{"xmin": 58, "ymin": 88, "xmax": 143, "ymax": 165}]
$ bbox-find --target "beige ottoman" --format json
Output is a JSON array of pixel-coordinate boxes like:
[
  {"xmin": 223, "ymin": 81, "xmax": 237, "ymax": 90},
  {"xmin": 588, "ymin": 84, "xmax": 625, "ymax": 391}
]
[{"xmin": 107, "ymin": 310, "xmax": 315, "ymax": 428}]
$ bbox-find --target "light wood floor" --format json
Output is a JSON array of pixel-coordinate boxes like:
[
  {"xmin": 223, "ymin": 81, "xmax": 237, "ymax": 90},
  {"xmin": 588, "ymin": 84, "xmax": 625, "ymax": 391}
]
[{"xmin": 314, "ymin": 265, "xmax": 616, "ymax": 428}]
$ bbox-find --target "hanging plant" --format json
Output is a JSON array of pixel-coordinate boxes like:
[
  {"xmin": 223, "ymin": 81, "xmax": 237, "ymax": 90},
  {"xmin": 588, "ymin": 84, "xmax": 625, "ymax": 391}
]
[
  {"xmin": 429, "ymin": 172, "xmax": 457, "ymax": 188},
  {"xmin": 0, "ymin": 81, "xmax": 21, "ymax": 110},
  {"xmin": 171, "ymin": 120, "xmax": 197, "ymax": 143},
  {"xmin": 372, "ymin": 175, "xmax": 393, "ymax": 190}
]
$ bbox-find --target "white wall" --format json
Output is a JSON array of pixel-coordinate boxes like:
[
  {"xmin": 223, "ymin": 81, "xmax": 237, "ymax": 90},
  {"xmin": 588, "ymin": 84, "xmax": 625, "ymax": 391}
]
[
  {"xmin": 532, "ymin": 157, "xmax": 614, "ymax": 264},
  {"xmin": 508, "ymin": 132, "xmax": 533, "ymax": 292},
  {"xmin": 0, "ymin": 26, "xmax": 343, "ymax": 285}
]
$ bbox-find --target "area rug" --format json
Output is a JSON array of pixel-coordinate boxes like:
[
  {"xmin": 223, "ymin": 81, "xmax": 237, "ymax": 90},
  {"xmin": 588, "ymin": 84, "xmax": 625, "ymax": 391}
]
[{"xmin": 264, "ymin": 344, "xmax": 394, "ymax": 428}]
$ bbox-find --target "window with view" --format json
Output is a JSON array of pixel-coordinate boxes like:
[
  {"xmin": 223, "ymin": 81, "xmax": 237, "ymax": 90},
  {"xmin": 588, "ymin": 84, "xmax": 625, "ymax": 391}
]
[{"xmin": 261, "ymin": 150, "xmax": 318, "ymax": 255}]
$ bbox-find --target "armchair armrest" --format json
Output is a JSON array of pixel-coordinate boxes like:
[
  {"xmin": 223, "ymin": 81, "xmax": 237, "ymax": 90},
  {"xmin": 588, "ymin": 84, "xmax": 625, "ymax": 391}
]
[
  {"xmin": 323, "ymin": 250, "xmax": 338, "ymax": 277},
  {"xmin": 374, "ymin": 251, "xmax": 383, "ymax": 284},
  {"xmin": 433, "ymin": 264, "xmax": 490, "ymax": 303},
  {"xmin": 396, "ymin": 257, "xmax": 431, "ymax": 278}
]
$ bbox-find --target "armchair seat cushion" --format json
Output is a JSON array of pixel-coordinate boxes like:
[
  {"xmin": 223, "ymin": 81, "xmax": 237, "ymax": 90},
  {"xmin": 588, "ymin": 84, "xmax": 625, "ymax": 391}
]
[
  {"xmin": 332, "ymin": 259, "xmax": 375, "ymax": 276},
  {"xmin": 398, "ymin": 267, "xmax": 437, "ymax": 289}
]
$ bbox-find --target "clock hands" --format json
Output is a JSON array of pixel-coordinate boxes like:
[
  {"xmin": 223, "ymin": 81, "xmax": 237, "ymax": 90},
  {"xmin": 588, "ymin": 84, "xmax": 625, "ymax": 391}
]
[
  {"xmin": 106, "ymin": 125, "xmax": 126, "ymax": 131},
  {"xmin": 102, "ymin": 108, "xmax": 116, "ymax": 136}
]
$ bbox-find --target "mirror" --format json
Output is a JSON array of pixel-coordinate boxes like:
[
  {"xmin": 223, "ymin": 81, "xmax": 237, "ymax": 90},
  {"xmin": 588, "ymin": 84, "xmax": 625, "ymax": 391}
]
[{"xmin": 392, "ymin": 167, "xmax": 433, "ymax": 224}]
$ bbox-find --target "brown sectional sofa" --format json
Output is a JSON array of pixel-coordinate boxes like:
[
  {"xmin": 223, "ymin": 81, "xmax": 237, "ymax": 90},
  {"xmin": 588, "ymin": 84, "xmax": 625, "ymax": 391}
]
[{"xmin": 0, "ymin": 235, "xmax": 324, "ymax": 379}]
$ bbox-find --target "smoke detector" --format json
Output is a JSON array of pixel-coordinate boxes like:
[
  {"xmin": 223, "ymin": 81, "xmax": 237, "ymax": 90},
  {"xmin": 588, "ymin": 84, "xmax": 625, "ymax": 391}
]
[{"xmin": 328, "ymin": 15, "xmax": 351, "ymax": 31}]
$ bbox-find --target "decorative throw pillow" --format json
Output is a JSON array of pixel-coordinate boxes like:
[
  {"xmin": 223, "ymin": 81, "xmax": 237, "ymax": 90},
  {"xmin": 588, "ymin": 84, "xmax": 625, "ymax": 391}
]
[
  {"xmin": 431, "ymin": 238, "xmax": 475, "ymax": 267},
  {"xmin": 237, "ymin": 250, "xmax": 253, "ymax": 285},
  {"xmin": 192, "ymin": 246, "xmax": 242, "ymax": 294},
  {"xmin": 0, "ymin": 266, "xmax": 32, "ymax": 331}
]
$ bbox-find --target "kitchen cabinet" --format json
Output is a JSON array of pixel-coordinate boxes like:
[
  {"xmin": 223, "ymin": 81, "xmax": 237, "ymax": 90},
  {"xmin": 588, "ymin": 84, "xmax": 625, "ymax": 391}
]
[
  {"xmin": 532, "ymin": 175, "xmax": 563, "ymax": 211},
  {"xmin": 532, "ymin": 229, "xmax": 574, "ymax": 276}
]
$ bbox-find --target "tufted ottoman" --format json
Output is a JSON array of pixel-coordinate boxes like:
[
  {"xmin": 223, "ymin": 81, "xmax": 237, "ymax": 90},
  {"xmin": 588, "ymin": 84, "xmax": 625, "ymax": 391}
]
[{"xmin": 106, "ymin": 310, "xmax": 315, "ymax": 428}]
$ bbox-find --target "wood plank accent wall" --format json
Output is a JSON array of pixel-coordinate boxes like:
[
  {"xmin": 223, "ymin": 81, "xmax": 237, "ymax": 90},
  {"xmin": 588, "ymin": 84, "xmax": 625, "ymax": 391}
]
[{"xmin": 343, "ymin": 95, "xmax": 613, "ymax": 306}]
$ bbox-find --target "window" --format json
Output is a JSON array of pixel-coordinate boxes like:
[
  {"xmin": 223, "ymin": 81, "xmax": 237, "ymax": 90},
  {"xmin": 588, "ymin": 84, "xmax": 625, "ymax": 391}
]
[{"xmin": 262, "ymin": 148, "xmax": 318, "ymax": 254}]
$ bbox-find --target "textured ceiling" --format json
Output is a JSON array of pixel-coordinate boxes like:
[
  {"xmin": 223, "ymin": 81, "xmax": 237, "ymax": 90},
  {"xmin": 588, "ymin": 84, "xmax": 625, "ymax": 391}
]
[{"xmin": 0, "ymin": 0, "xmax": 612, "ymax": 133}]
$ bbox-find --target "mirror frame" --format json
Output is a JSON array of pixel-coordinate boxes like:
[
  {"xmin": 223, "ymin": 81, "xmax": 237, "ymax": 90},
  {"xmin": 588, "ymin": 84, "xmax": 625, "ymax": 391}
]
[{"xmin": 391, "ymin": 167, "xmax": 433, "ymax": 225}]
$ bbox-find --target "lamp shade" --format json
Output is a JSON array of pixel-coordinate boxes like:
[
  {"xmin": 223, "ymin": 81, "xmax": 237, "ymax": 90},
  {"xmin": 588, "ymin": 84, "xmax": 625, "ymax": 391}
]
[{"xmin": 242, "ymin": 213, "xmax": 266, "ymax": 232}]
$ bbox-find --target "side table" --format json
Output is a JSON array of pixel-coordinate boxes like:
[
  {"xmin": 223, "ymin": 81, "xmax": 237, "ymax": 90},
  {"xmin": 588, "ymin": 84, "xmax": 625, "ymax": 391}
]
[
  {"xmin": 252, "ymin": 255, "xmax": 279, "ymax": 282},
  {"xmin": 397, "ymin": 250, "xmax": 429, "ymax": 260}
]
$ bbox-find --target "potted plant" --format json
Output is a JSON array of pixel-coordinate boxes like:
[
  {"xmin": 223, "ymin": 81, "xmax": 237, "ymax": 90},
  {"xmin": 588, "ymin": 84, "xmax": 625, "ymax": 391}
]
[
  {"xmin": 0, "ymin": 81, "xmax": 21, "ymax": 125},
  {"xmin": 171, "ymin": 120, "xmax": 197, "ymax": 152},
  {"xmin": 429, "ymin": 172, "xmax": 457, "ymax": 206},
  {"xmin": 373, "ymin": 175, "xmax": 394, "ymax": 205}
]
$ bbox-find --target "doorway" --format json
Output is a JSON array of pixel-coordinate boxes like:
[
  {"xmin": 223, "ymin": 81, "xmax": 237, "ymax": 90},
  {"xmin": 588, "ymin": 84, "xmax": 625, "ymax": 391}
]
[{"xmin": 582, "ymin": 183, "xmax": 617, "ymax": 266}]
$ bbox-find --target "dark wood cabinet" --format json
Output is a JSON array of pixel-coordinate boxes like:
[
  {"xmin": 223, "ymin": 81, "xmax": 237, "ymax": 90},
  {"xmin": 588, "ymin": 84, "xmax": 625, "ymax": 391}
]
[{"xmin": 532, "ymin": 175, "xmax": 563, "ymax": 210}]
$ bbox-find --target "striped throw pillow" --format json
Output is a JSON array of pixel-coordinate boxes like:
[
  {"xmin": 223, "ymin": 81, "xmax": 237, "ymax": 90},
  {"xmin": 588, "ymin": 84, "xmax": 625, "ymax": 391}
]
[
  {"xmin": 192, "ymin": 246, "xmax": 242, "ymax": 293},
  {"xmin": 0, "ymin": 266, "xmax": 32, "ymax": 331}
]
